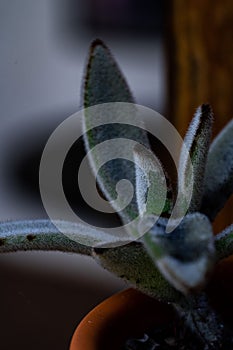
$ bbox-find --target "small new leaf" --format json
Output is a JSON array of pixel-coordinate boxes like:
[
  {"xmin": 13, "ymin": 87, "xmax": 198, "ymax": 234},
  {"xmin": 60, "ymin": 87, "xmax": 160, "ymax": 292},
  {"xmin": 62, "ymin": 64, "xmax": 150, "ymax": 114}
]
[
  {"xmin": 143, "ymin": 213, "xmax": 215, "ymax": 294},
  {"xmin": 134, "ymin": 144, "xmax": 172, "ymax": 217}
]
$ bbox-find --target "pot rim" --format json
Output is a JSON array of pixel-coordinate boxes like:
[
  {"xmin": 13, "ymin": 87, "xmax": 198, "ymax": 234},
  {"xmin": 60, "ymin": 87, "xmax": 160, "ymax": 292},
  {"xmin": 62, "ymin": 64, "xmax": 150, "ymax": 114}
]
[{"xmin": 70, "ymin": 288, "xmax": 174, "ymax": 350}]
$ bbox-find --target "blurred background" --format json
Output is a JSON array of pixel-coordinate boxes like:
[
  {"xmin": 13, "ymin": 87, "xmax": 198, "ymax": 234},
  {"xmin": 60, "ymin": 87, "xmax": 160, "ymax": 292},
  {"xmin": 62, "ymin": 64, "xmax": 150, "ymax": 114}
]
[
  {"xmin": 1, "ymin": 1, "xmax": 233, "ymax": 349},
  {"xmin": 0, "ymin": 1, "xmax": 166, "ymax": 349},
  {"xmin": 0, "ymin": 0, "xmax": 166, "ymax": 220}
]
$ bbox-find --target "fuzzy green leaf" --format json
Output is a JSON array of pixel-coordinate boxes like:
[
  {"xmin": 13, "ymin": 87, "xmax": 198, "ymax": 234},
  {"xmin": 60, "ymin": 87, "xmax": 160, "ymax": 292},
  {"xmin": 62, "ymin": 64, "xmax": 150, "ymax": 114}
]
[
  {"xmin": 83, "ymin": 39, "xmax": 134, "ymax": 107},
  {"xmin": 143, "ymin": 213, "xmax": 215, "ymax": 294},
  {"xmin": 215, "ymin": 224, "xmax": 233, "ymax": 260},
  {"xmin": 178, "ymin": 104, "xmax": 213, "ymax": 213},
  {"xmin": 93, "ymin": 241, "xmax": 182, "ymax": 303},
  {"xmin": 83, "ymin": 40, "xmax": 150, "ymax": 224},
  {"xmin": 201, "ymin": 119, "xmax": 233, "ymax": 220},
  {"xmin": 0, "ymin": 219, "xmax": 130, "ymax": 253},
  {"xmin": 134, "ymin": 144, "xmax": 172, "ymax": 217}
]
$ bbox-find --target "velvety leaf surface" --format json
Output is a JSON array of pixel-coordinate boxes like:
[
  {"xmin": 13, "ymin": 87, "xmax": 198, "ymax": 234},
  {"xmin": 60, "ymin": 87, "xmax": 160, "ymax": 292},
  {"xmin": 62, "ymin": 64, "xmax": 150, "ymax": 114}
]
[
  {"xmin": 134, "ymin": 144, "xmax": 172, "ymax": 217},
  {"xmin": 215, "ymin": 224, "xmax": 233, "ymax": 260},
  {"xmin": 0, "ymin": 219, "xmax": 128, "ymax": 253},
  {"xmin": 83, "ymin": 40, "xmax": 150, "ymax": 224},
  {"xmin": 201, "ymin": 119, "xmax": 233, "ymax": 220},
  {"xmin": 178, "ymin": 104, "xmax": 213, "ymax": 213},
  {"xmin": 83, "ymin": 39, "xmax": 134, "ymax": 107},
  {"xmin": 93, "ymin": 240, "xmax": 182, "ymax": 303},
  {"xmin": 143, "ymin": 213, "xmax": 215, "ymax": 294}
]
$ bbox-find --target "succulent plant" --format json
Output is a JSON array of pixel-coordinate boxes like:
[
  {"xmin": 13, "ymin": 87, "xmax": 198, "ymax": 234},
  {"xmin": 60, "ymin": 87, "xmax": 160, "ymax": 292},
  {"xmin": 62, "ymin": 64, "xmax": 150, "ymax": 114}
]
[{"xmin": 1, "ymin": 39, "xmax": 233, "ymax": 349}]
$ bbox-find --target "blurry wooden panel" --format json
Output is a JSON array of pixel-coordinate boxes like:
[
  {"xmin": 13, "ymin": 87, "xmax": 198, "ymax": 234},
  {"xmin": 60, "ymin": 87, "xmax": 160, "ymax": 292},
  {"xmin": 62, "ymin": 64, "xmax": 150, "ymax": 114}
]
[{"xmin": 166, "ymin": 0, "xmax": 233, "ymax": 232}]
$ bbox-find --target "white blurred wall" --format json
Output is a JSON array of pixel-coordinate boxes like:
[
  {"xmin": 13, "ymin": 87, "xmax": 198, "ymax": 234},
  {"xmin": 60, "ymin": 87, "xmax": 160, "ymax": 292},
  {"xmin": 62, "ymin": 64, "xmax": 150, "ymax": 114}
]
[{"xmin": 0, "ymin": 2, "xmax": 165, "ymax": 349}]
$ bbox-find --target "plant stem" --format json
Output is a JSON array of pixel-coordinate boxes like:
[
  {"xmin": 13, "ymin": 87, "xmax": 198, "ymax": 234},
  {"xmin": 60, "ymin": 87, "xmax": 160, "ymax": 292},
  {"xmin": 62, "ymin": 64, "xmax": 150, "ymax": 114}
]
[
  {"xmin": 0, "ymin": 220, "xmax": 92, "ymax": 256},
  {"xmin": 174, "ymin": 292, "xmax": 233, "ymax": 349}
]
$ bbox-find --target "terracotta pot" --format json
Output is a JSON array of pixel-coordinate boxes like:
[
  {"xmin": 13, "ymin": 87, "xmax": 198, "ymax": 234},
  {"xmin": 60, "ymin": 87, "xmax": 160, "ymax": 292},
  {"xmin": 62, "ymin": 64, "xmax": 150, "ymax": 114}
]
[{"xmin": 70, "ymin": 288, "xmax": 175, "ymax": 350}]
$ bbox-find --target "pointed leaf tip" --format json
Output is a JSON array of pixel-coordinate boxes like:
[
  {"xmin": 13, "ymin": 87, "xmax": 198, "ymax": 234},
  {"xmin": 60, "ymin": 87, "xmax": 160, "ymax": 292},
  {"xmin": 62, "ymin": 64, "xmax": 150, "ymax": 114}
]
[
  {"xmin": 83, "ymin": 39, "xmax": 134, "ymax": 108},
  {"xmin": 82, "ymin": 41, "xmax": 150, "ymax": 226},
  {"xmin": 200, "ymin": 103, "xmax": 213, "ymax": 117},
  {"xmin": 90, "ymin": 38, "xmax": 108, "ymax": 51}
]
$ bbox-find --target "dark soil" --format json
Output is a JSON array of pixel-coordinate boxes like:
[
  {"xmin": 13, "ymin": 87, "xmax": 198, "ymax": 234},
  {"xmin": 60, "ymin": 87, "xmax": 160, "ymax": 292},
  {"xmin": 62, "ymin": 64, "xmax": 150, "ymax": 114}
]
[{"xmin": 123, "ymin": 319, "xmax": 203, "ymax": 350}]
